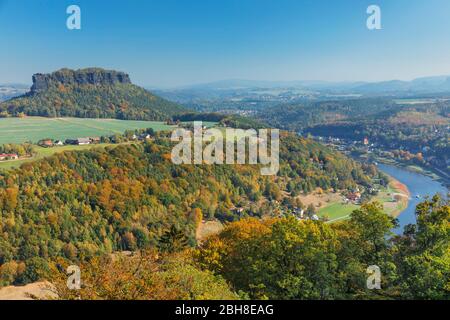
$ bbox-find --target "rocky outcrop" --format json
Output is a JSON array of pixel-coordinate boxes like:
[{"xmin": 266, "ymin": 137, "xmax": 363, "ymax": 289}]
[
  {"xmin": 1, "ymin": 67, "xmax": 187, "ymax": 120},
  {"xmin": 31, "ymin": 68, "xmax": 131, "ymax": 93}
]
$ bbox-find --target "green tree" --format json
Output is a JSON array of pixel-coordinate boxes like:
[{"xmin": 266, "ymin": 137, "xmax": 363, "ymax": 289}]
[
  {"xmin": 16, "ymin": 257, "xmax": 50, "ymax": 284},
  {"xmin": 395, "ymin": 195, "xmax": 450, "ymax": 299},
  {"xmin": 158, "ymin": 226, "xmax": 190, "ymax": 253}
]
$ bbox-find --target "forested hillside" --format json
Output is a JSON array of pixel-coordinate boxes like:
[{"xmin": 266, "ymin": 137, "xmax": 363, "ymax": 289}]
[
  {"xmin": 257, "ymin": 99, "xmax": 450, "ymax": 176},
  {"xmin": 0, "ymin": 133, "xmax": 376, "ymax": 286},
  {"xmin": 196, "ymin": 197, "xmax": 449, "ymax": 300},
  {"xmin": 47, "ymin": 196, "xmax": 450, "ymax": 300},
  {"xmin": 257, "ymin": 98, "xmax": 399, "ymax": 130},
  {"xmin": 257, "ymin": 98, "xmax": 449, "ymax": 131},
  {"xmin": 306, "ymin": 103, "xmax": 449, "ymax": 176},
  {"xmin": 0, "ymin": 68, "xmax": 187, "ymax": 120}
]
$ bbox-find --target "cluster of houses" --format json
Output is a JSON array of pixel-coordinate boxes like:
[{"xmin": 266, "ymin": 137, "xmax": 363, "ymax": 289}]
[
  {"xmin": 131, "ymin": 133, "xmax": 153, "ymax": 141},
  {"xmin": 260, "ymin": 201, "xmax": 321, "ymax": 222},
  {"xmin": 344, "ymin": 192, "xmax": 362, "ymax": 204},
  {"xmin": 0, "ymin": 132, "xmax": 155, "ymax": 162},
  {"xmin": 289, "ymin": 207, "xmax": 320, "ymax": 221},
  {"xmin": 38, "ymin": 137, "xmax": 100, "ymax": 147},
  {"xmin": 37, "ymin": 132, "xmax": 154, "ymax": 148}
]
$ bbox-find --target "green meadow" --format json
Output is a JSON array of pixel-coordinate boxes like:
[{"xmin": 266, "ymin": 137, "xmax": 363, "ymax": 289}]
[
  {"xmin": 0, "ymin": 117, "xmax": 179, "ymax": 144},
  {"xmin": 0, "ymin": 117, "xmax": 218, "ymax": 170},
  {"xmin": 318, "ymin": 203, "xmax": 359, "ymax": 222}
]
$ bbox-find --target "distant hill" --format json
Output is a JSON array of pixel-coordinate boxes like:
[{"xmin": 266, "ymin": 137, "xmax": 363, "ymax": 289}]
[
  {"xmin": 256, "ymin": 97, "xmax": 450, "ymax": 177},
  {"xmin": 155, "ymin": 76, "xmax": 450, "ymax": 104},
  {"xmin": 351, "ymin": 76, "xmax": 450, "ymax": 95},
  {"xmin": 0, "ymin": 68, "xmax": 188, "ymax": 120},
  {"xmin": 256, "ymin": 97, "xmax": 450, "ymax": 131},
  {"xmin": 192, "ymin": 76, "xmax": 450, "ymax": 94},
  {"xmin": 0, "ymin": 84, "xmax": 28, "ymax": 102}
]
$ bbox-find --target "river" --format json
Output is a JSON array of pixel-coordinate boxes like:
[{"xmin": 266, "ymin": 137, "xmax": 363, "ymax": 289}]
[{"xmin": 377, "ymin": 164, "xmax": 448, "ymax": 234}]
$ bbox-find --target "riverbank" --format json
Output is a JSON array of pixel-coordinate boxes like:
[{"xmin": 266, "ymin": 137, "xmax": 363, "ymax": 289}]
[
  {"xmin": 377, "ymin": 163, "xmax": 448, "ymax": 232},
  {"xmin": 317, "ymin": 174, "xmax": 410, "ymax": 222},
  {"xmin": 375, "ymin": 155, "xmax": 450, "ymax": 189},
  {"xmin": 377, "ymin": 174, "xmax": 410, "ymax": 217}
]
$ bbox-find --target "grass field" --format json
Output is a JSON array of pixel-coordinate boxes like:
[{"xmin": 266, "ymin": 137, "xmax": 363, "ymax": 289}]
[
  {"xmin": 0, "ymin": 117, "xmax": 218, "ymax": 170},
  {"xmin": 0, "ymin": 117, "xmax": 179, "ymax": 145},
  {"xmin": 318, "ymin": 203, "xmax": 359, "ymax": 222}
]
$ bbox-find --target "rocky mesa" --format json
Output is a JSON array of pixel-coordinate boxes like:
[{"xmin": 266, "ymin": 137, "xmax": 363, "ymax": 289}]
[
  {"xmin": 0, "ymin": 68, "xmax": 187, "ymax": 120},
  {"xmin": 31, "ymin": 68, "xmax": 132, "ymax": 93}
]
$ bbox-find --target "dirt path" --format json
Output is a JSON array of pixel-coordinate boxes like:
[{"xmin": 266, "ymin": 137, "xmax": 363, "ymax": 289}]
[
  {"xmin": 196, "ymin": 220, "xmax": 224, "ymax": 242},
  {"xmin": 0, "ymin": 282, "xmax": 55, "ymax": 300}
]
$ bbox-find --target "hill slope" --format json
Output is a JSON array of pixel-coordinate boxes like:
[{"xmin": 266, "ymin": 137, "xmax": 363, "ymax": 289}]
[
  {"xmin": 0, "ymin": 133, "xmax": 379, "ymax": 286},
  {"xmin": 0, "ymin": 68, "xmax": 187, "ymax": 120},
  {"xmin": 257, "ymin": 98, "xmax": 450, "ymax": 177}
]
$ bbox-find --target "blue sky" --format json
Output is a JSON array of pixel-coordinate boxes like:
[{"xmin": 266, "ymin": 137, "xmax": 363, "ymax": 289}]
[{"xmin": 1, "ymin": 0, "xmax": 450, "ymax": 87}]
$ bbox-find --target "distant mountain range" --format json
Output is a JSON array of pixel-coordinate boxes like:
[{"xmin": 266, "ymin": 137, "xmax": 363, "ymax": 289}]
[
  {"xmin": 0, "ymin": 84, "xmax": 28, "ymax": 102},
  {"xmin": 154, "ymin": 75, "xmax": 450, "ymax": 99},
  {"xmin": 0, "ymin": 68, "xmax": 187, "ymax": 120},
  {"xmin": 352, "ymin": 76, "xmax": 450, "ymax": 95}
]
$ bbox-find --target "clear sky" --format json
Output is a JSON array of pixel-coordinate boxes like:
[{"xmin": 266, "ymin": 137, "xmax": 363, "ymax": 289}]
[{"xmin": 1, "ymin": 0, "xmax": 450, "ymax": 87}]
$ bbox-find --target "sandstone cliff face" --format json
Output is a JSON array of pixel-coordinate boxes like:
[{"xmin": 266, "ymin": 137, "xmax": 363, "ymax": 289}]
[{"xmin": 31, "ymin": 68, "xmax": 131, "ymax": 93}]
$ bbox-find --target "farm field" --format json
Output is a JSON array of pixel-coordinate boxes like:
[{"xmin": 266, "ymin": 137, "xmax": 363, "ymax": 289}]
[
  {"xmin": 0, "ymin": 117, "xmax": 179, "ymax": 145},
  {"xmin": 0, "ymin": 118, "xmax": 218, "ymax": 170}
]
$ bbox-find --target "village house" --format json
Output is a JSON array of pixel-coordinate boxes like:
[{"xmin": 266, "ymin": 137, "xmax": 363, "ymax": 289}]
[
  {"xmin": 90, "ymin": 137, "xmax": 101, "ymax": 144},
  {"xmin": 65, "ymin": 138, "xmax": 91, "ymax": 145},
  {"xmin": 0, "ymin": 153, "xmax": 18, "ymax": 161},
  {"xmin": 38, "ymin": 139, "xmax": 54, "ymax": 147},
  {"xmin": 346, "ymin": 192, "xmax": 362, "ymax": 204},
  {"xmin": 363, "ymin": 137, "xmax": 369, "ymax": 146},
  {"xmin": 138, "ymin": 133, "xmax": 152, "ymax": 141},
  {"xmin": 293, "ymin": 207, "xmax": 305, "ymax": 219}
]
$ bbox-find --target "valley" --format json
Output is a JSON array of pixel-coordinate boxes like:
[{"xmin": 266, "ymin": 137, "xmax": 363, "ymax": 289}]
[
  {"xmin": 1, "ymin": 0, "xmax": 450, "ymax": 305},
  {"xmin": 0, "ymin": 68, "xmax": 447, "ymax": 301},
  {"xmin": 166, "ymin": 82, "xmax": 449, "ymax": 185}
]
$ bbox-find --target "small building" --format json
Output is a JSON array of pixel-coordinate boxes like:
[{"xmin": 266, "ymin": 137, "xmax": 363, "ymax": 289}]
[
  {"xmin": 90, "ymin": 137, "xmax": 100, "ymax": 144},
  {"xmin": 77, "ymin": 138, "xmax": 91, "ymax": 145},
  {"xmin": 347, "ymin": 192, "xmax": 362, "ymax": 203},
  {"xmin": 38, "ymin": 139, "xmax": 54, "ymax": 147},
  {"xmin": 65, "ymin": 138, "xmax": 91, "ymax": 145},
  {"xmin": 0, "ymin": 153, "xmax": 18, "ymax": 160},
  {"xmin": 363, "ymin": 137, "xmax": 369, "ymax": 146},
  {"xmin": 139, "ymin": 134, "xmax": 152, "ymax": 141}
]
